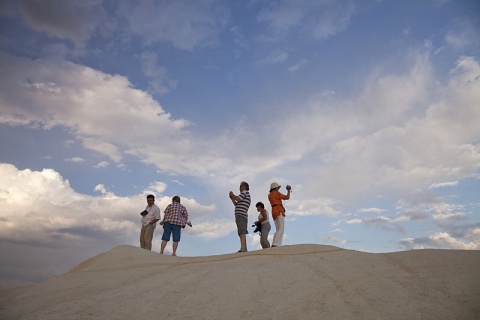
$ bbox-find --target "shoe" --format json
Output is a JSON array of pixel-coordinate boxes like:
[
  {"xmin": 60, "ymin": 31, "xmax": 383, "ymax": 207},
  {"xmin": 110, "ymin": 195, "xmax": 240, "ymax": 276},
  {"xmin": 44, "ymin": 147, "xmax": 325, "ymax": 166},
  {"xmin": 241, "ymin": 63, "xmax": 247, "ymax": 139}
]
[
  {"xmin": 237, "ymin": 248, "xmax": 247, "ymax": 252},
  {"xmin": 271, "ymin": 245, "xmax": 278, "ymax": 247}
]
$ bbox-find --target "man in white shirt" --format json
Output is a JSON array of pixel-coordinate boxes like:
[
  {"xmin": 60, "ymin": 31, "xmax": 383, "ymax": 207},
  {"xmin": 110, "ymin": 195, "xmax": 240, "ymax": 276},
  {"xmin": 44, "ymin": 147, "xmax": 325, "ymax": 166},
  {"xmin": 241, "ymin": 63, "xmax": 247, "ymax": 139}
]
[{"xmin": 140, "ymin": 194, "xmax": 161, "ymax": 250}]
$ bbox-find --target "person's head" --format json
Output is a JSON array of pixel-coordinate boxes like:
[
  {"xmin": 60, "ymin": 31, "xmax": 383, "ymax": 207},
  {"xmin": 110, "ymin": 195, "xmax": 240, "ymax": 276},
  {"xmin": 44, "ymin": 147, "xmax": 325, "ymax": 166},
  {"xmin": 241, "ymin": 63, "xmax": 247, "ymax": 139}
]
[
  {"xmin": 146, "ymin": 194, "xmax": 155, "ymax": 206},
  {"xmin": 270, "ymin": 182, "xmax": 281, "ymax": 192},
  {"xmin": 256, "ymin": 202, "xmax": 264, "ymax": 212},
  {"xmin": 172, "ymin": 195, "xmax": 181, "ymax": 203},
  {"xmin": 240, "ymin": 181, "xmax": 249, "ymax": 191}
]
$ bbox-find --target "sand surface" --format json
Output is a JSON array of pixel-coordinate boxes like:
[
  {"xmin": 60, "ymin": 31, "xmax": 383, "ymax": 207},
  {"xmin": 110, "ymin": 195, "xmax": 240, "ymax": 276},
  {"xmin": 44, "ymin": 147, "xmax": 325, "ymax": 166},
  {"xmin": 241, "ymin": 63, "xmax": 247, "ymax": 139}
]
[{"xmin": 1, "ymin": 244, "xmax": 479, "ymax": 320}]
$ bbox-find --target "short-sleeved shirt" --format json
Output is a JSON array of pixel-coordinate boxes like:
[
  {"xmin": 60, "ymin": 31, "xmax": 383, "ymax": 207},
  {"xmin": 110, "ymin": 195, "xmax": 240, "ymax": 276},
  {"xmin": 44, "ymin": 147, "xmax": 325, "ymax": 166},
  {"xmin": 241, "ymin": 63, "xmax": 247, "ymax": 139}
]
[
  {"xmin": 268, "ymin": 190, "xmax": 288, "ymax": 219},
  {"xmin": 141, "ymin": 203, "xmax": 161, "ymax": 227},
  {"xmin": 234, "ymin": 190, "xmax": 251, "ymax": 218},
  {"xmin": 163, "ymin": 202, "xmax": 189, "ymax": 227}
]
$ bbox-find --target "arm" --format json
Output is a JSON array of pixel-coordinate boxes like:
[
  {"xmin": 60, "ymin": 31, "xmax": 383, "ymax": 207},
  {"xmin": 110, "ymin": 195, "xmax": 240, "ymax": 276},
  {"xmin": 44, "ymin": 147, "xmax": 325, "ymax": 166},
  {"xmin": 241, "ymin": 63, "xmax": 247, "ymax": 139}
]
[
  {"xmin": 160, "ymin": 205, "xmax": 168, "ymax": 225},
  {"xmin": 182, "ymin": 206, "xmax": 189, "ymax": 224},
  {"xmin": 229, "ymin": 191, "xmax": 239, "ymax": 205},
  {"xmin": 284, "ymin": 185, "xmax": 291, "ymax": 200}
]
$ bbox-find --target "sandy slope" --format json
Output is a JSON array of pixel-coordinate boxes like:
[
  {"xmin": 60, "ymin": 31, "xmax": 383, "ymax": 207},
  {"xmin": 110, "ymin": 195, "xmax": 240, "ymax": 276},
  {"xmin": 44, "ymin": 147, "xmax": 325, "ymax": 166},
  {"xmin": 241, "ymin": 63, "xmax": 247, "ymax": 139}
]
[{"xmin": 1, "ymin": 244, "xmax": 479, "ymax": 320}]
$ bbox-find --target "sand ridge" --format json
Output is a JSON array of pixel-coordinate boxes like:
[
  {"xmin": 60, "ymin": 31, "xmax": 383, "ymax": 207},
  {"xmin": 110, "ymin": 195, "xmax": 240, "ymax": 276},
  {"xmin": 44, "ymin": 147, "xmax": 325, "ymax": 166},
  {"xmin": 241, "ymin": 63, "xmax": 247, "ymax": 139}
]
[{"xmin": 1, "ymin": 244, "xmax": 479, "ymax": 320}]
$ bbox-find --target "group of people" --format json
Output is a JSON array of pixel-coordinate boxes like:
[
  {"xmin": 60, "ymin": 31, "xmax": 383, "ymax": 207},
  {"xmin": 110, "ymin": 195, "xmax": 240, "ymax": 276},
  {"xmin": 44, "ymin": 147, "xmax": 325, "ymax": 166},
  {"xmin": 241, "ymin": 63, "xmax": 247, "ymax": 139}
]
[
  {"xmin": 139, "ymin": 181, "xmax": 291, "ymax": 255},
  {"xmin": 229, "ymin": 181, "xmax": 291, "ymax": 252},
  {"xmin": 139, "ymin": 194, "xmax": 191, "ymax": 256}
]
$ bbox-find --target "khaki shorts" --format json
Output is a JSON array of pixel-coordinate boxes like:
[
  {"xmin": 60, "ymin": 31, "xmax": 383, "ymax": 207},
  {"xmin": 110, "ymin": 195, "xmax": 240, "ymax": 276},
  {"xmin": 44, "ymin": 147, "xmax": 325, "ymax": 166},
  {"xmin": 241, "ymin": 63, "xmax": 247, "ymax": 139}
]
[{"xmin": 235, "ymin": 215, "xmax": 248, "ymax": 235}]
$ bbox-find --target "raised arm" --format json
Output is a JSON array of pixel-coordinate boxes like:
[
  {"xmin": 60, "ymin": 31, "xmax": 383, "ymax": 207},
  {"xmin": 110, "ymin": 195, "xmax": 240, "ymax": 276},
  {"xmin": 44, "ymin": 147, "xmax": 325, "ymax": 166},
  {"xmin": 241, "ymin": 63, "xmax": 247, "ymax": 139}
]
[{"xmin": 283, "ymin": 185, "xmax": 291, "ymax": 200}]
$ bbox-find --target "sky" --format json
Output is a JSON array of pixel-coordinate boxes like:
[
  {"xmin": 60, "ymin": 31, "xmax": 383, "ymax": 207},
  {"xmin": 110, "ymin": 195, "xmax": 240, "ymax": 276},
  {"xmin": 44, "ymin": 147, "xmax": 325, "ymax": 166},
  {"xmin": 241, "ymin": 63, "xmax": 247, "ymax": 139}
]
[{"xmin": 0, "ymin": 0, "xmax": 479, "ymax": 289}]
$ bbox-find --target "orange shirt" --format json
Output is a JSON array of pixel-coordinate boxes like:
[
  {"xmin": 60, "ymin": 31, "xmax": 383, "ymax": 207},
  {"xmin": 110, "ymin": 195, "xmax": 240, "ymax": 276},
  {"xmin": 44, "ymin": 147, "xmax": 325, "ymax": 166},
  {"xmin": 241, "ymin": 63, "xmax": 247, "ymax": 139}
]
[{"xmin": 268, "ymin": 190, "xmax": 288, "ymax": 220}]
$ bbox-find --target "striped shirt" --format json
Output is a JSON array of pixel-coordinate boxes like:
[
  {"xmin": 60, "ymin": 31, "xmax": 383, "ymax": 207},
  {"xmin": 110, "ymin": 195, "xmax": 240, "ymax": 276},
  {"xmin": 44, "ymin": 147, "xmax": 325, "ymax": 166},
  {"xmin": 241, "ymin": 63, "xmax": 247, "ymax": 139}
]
[
  {"xmin": 163, "ymin": 202, "xmax": 189, "ymax": 227},
  {"xmin": 234, "ymin": 190, "xmax": 251, "ymax": 217}
]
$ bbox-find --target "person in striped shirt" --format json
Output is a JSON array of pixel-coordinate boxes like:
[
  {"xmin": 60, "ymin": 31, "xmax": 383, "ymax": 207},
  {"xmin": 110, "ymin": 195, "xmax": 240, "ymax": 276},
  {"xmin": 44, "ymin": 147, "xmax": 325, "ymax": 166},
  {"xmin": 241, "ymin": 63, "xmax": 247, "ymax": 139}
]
[
  {"xmin": 229, "ymin": 181, "xmax": 251, "ymax": 252},
  {"xmin": 160, "ymin": 195, "xmax": 190, "ymax": 256}
]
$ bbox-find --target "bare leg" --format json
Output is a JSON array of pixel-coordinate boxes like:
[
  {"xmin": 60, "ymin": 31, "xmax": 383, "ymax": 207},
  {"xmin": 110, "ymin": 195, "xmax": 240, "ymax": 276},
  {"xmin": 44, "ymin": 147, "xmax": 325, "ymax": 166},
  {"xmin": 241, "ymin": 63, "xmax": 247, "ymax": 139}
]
[
  {"xmin": 172, "ymin": 241, "xmax": 179, "ymax": 256},
  {"xmin": 160, "ymin": 240, "xmax": 167, "ymax": 254}
]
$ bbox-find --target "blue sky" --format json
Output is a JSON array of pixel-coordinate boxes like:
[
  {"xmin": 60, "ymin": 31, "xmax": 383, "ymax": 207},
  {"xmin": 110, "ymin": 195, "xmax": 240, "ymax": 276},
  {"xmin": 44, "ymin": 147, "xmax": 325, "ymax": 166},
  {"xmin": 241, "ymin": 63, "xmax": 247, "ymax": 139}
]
[{"xmin": 0, "ymin": 0, "xmax": 479, "ymax": 288}]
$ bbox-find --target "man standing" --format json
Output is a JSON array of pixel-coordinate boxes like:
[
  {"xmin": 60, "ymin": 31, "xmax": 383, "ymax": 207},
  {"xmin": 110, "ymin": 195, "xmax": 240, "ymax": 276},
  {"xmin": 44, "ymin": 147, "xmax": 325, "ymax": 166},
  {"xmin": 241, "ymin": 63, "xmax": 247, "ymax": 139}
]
[
  {"xmin": 160, "ymin": 196, "xmax": 190, "ymax": 256},
  {"xmin": 140, "ymin": 194, "xmax": 161, "ymax": 250},
  {"xmin": 229, "ymin": 181, "xmax": 251, "ymax": 252}
]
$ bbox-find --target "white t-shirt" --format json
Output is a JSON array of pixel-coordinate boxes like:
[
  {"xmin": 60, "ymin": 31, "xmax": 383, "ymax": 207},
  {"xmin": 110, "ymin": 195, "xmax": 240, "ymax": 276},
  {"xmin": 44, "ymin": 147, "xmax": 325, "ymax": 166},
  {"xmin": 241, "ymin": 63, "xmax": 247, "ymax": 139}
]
[{"xmin": 141, "ymin": 203, "xmax": 161, "ymax": 227}]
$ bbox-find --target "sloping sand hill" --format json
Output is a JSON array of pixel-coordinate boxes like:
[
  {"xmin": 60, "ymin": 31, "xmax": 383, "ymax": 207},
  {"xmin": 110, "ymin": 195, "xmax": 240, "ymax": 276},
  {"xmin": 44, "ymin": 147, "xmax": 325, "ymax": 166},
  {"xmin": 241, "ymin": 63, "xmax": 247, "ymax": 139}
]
[{"xmin": 1, "ymin": 244, "xmax": 479, "ymax": 319}]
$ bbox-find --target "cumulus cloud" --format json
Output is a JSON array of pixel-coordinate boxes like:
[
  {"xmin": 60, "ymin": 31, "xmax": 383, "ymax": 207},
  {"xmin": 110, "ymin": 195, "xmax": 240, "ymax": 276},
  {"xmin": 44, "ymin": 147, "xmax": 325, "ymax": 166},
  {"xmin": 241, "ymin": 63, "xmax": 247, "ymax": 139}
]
[
  {"xmin": 0, "ymin": 163, "xmax": 228, "ymax": 288},
  {"xmin": 401, "ymin": 230, "xmax": 479, "ymax": 250},
  {"xmin": 265, "ymin": 54, "xmax": 480, "ymax": 202}
]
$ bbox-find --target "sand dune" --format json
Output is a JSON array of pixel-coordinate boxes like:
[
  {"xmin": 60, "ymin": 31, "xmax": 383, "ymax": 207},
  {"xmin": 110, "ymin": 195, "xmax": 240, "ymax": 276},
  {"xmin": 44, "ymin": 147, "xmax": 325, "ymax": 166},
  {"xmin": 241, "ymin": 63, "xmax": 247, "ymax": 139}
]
[{"xmin": 1, "ymin": 244, "xmax": 479, "ymax": 320}]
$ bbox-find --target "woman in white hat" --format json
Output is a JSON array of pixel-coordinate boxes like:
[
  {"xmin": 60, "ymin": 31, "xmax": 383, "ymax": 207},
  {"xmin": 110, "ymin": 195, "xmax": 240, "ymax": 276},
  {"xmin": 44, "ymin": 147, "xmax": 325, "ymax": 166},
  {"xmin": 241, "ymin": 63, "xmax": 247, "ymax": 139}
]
[{"xmin": 268, "ymin": 182, "xmax": 291, "ymax": 247}]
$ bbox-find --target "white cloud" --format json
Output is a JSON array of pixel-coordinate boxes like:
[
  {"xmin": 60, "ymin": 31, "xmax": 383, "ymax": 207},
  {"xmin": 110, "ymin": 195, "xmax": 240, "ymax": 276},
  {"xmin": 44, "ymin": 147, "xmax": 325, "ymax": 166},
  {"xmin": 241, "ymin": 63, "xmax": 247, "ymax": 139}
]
[
  {"xmin": 94, "ymin": 184, "xmax": 107, "ymax": 194},
  {"xmin": 1, "ymin": 51, "xmax": 479, "ymax": 205},
  {"xmin": 95, "ymin": 161, "xmax": 109, "ymax": 168},
  {"xmin": 82, "ymin": 138, "xmax": 122, "ymax": 163},
  {"xmin": 432, "ymin": 211, "xmax": 465, "ymax": 221},
  {"xmin": 144, "ymin": 182, "xmax": 167, "ymax": 196},
  {"xmin": 346, "ymin": 219, "xmax": 362, "ymax": 224},
  {"xmin": 401, "ymin": 231, "xmax": 479, "ymax": 250},
  {"xmin": 428, "ymin": 181, "xmax": 458, "ymax": 189},
  {"xmin": 64, "ymin": 157, "xmax": 85, "ymax": 163},
  {"xmin": 265, "ymin": 53, "xmax": 480, "ymax": 202},
  {"xmin": 0, "ymin": 54, "xmax": 226, "ymax": 176},
  {"xmin": 290, "ymin": 197, "xmax": 341, "ymax": 217},
  {"xmin": 288, "ymin": 59, "xmax": 308, "ymax": 72},
  {"xmin": 358, "ymin": 208, "xmax": 386, "ymax": 214}
]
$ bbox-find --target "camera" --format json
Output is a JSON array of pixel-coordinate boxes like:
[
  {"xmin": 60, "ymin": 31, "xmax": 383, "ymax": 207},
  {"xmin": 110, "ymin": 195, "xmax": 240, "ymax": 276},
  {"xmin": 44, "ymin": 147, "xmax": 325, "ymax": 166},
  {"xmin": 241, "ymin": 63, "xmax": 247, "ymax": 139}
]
[
  {"xmin": 252, "ymin": 221, "xmax": 262, "ymax": 233},
  {"xmin": 140, "ymin": 210, "xmax": 148, "ymax": 216}
]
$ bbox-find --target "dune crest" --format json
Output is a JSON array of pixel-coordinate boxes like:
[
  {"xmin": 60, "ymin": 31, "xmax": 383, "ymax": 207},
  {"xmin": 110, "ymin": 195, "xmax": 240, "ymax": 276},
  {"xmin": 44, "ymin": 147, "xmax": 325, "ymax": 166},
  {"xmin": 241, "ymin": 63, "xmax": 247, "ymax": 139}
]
[{"xmin": 1, "ymin": 244, "xmax": 479, "ymax": 319}]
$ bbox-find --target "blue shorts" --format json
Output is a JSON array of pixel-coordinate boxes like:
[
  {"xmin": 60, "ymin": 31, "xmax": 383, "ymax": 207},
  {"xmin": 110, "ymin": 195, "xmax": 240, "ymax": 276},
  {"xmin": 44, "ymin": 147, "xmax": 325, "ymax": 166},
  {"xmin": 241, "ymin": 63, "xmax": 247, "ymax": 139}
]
[{"xmin": 161, "ymin": 221, "xmax": 182, "ymax": 242}]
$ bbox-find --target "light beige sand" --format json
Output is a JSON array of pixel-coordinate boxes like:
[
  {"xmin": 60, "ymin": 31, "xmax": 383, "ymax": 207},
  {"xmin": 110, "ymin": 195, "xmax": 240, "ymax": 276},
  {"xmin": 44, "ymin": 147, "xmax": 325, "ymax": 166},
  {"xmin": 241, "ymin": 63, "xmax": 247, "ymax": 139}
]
[{"xmin": 1, "ymin": 244, "xmax": 479, "ymax": 320}]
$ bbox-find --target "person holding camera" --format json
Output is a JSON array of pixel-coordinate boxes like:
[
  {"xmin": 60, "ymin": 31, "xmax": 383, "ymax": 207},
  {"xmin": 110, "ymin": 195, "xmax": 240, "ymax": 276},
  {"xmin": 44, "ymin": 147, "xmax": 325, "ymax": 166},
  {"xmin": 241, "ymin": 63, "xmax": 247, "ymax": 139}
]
[
  {"xmin": 254, "ymin": 202, "xmax": 271, "ymax": 249},
  {"xmin": 160, "ymin": 196, "xmax": 190, "ymax": 256},
  {"xmin": 140, "ymin": 194, "xmax": 161, "ymax": 251},
  {"xmin": 229, "ymin": 181, "xmax": 251, "ymax": 252},
  {"xmin": 268, "ymin": 182, "xmax": 291, "ymax": 247}
]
